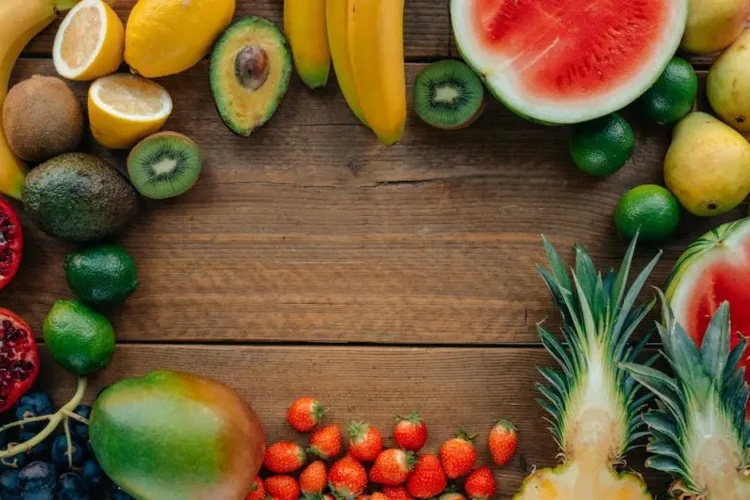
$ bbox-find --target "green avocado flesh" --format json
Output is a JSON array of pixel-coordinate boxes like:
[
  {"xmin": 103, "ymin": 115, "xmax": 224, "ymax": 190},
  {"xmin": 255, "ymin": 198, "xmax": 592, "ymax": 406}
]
[{"xmin": 210, "ymin": 16, "xmax": 292, "ymax": 136}]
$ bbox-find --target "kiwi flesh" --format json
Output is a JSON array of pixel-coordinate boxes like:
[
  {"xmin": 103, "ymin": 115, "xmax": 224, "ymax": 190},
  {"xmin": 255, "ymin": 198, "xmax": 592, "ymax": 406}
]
[
  {"xmin": 127, "ymin": 132, "xmax": 202, "ymax": 200},
  {"xmin": 413, "ymin": 60, "xmax": 485, "ymax": 130}
]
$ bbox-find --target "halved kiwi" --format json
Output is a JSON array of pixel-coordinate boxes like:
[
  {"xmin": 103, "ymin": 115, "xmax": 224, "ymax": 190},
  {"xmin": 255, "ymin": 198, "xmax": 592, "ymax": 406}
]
[
  {"xmin": 127, "ymin": 132, "xmax": 202, "ymax": 200},
  {"xmin": 413, "ymin": 60, "xmax": 485, "ymax": 130}
]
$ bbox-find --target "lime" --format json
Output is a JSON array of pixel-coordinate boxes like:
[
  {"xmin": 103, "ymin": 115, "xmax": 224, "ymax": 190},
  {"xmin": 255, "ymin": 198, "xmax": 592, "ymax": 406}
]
[
  {"xmin": 638, "ymin": 58, "xmax": 698, "ymax": 124},
  {"xmin": 615, "ymin": 185, "xmax": 681, "ymax": 242},
  {"xmin": 43, "ymin": 300, "xmax": 116, "ymax": 376},
  {"xmin": 64, "ymin": 244, "xmax": 139, "ymax": 308},
  {"xmin": 569, "ymin": 113, "xmax": 635, "ymax": 176}
]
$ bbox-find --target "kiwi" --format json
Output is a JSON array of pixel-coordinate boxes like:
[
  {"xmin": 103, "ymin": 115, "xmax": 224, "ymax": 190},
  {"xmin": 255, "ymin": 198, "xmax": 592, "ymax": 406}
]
[
  {"xmin": 413, "ymin": 60, "xmax": 485, "ymax": 130},
  {"xmin": 127, "ymin": 132, "xmax": 202, "ymax": 199},
  {"xmin": 2, "ymin": 75, "xmax": 83, "ymax": 162}
]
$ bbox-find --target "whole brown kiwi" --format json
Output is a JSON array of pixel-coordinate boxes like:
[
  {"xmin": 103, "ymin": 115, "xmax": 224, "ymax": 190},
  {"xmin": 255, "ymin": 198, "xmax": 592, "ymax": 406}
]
[{"xmin": 2, "ymin": 75, "xmax": 83, "ymax": 162}]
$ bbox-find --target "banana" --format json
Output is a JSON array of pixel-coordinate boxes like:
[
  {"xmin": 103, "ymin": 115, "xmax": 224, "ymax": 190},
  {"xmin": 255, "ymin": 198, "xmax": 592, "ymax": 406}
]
[
  {"xmin": 284, "ymin": 0, "xmax": 330, "ymax": 89},
  {"xmin": 327, "ymin": 0, "xmax": 366, "ymax": 125},
  {"xmin": 0, "ymin": 0, "xmax": 78, "ymax": 199},
  {"xmin": 348, "ymin": 0, "xmax": 406, "ymax": 146}
]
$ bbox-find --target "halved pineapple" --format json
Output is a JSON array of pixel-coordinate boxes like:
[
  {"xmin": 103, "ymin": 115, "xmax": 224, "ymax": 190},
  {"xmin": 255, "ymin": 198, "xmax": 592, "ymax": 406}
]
[{"xmin": 514, "ymin": 238, "xmax": 658, "ymax": 500}]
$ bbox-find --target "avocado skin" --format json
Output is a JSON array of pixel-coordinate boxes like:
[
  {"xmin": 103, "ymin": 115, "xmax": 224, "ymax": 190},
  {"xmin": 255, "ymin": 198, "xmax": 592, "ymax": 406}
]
[{"xmin": 23, "ymin": 153, "xmax": 139, "ymax": 243}]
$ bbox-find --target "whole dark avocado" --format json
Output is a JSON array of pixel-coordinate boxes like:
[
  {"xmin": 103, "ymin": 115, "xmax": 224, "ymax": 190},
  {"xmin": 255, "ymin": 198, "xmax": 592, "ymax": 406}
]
[{"xmin": 22, "ymin": 153, "xmax": 138, "ymax": 243}]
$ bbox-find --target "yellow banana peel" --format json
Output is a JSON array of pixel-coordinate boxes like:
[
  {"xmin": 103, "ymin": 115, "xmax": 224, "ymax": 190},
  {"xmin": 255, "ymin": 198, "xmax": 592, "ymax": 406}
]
[
  {"xmin": 284, "ymin": 0, "xmax": 330, "ymax": 89},
  {"xmin": 327, "ymin": 0, "xmax": 366, "ymax": 125}
]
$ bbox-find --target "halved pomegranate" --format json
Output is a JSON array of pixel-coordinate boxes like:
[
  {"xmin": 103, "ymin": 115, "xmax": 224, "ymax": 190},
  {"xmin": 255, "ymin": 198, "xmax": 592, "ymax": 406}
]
[
  {"xmin": 0, "ymin": 197, "xmax": 22, "ymax": 290},
  {"xmin": 0, "ymin": 309, "xmax": 39, "ymax": 414}
]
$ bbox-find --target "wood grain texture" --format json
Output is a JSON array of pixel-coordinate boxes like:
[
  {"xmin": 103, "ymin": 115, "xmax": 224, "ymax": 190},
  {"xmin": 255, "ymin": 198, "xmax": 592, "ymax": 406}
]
[
  {"xmin": 24, "ymin": 0, "xmax": 451, "ymax": 59},
  {"xmin": 4, "ymin": 60, "xmax": 743, "ymax": 344},
  {"xmin": 35, "ymin": 344, "xmax": 670, "ymax": 499}
]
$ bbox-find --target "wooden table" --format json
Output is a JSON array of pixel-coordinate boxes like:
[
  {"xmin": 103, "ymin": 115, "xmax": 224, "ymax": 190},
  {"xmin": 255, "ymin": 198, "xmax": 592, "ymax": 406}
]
[{"xmin": 4, "ymin": 2, "xmax": 747, "ymax": 498}]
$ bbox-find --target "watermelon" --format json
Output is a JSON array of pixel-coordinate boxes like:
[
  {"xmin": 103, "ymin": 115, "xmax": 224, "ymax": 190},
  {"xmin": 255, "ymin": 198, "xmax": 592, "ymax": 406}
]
[
  {"xmin": 666, "ymin": 218, "xmax": 750, "ymax": 419},
  {"xmin": 451, "ymin": 0, "xmax": 689, "ymax": 124}
]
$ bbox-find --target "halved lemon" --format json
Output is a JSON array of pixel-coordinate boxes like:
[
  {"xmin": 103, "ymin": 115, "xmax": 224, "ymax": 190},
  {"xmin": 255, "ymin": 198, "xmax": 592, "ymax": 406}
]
[
  {"xmin": 53, "ymin": 0, "xmax": 125, "ymax": 81},
  {"xmin": 88, "ymin": 74, "xmax": 173, "ymax": 149}
]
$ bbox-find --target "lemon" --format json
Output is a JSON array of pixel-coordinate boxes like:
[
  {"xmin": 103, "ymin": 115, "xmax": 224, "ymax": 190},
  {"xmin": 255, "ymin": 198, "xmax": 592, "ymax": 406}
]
[
  {"xmin": 88, "ymin": 74, "xmax": 172, "ymax": 149},
  {"xmin": 52, "ymin": 0, "xmax": 125, "ymax": 81},
  {"xmin": 125, "ymin": 0, "xmax": 236, "ymax": 78}
]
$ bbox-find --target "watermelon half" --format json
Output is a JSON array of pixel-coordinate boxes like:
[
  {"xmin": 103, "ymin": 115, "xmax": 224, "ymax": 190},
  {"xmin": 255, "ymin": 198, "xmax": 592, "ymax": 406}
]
[
  {"xmin": 666, "ymin": 218, "xmax": 750, "ymax": 419},
  {"xmin": 451, "ymin": 0, "xmax": 688, "ymax": 124}
]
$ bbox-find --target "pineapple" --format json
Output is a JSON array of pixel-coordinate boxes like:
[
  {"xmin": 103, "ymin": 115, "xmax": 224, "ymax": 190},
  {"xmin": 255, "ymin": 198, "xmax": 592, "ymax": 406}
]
[
  {"xmin": 622, "ymin": 294, "xmax": 750, "ymax": 500},
  {"xmin": 514, "ymin": 238, "xmax": 658, "ymax": 500}
]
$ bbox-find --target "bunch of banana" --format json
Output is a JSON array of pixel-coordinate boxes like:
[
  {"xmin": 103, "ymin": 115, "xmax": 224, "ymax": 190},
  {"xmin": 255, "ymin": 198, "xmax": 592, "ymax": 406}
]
[{"xmin": 0, "ymin": 0, "xmax": 79, "ymax": 199}]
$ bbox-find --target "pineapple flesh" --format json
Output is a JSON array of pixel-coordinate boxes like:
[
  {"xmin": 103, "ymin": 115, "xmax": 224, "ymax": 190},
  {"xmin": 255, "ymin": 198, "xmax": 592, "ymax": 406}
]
[
  {"xmin": 515, "ymin": 238, "xmax": 657, "ymax": 500},
  {"xmin": 622, "ymin": 295, "xmax": 750, "ymax": 500}
]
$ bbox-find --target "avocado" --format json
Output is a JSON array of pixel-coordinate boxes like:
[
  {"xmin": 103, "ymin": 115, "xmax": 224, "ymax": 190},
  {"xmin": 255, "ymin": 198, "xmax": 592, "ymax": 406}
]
[
  {"xmin": 210, "ymin": 17, "xmax": 292, "ymax": 136},
  {"xmin": 23, "ymin": 153, "xmax": 139, "ymax": 243}
]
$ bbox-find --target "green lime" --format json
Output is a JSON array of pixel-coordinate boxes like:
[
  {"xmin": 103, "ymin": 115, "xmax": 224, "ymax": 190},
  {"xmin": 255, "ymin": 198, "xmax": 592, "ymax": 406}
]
[
  {"xmin": 638, "ymin": 58, "xmax": 698, "ymax": 124},
  {"xmin": 64, "ymin": 244, "xmax": 139, "ymax": 308},
  {"xmin": 615, "ymin": 185, "xmax": 680, "ymax": 242},
  {"xmin": 569, "ymin": 113, "xmax": 635, "ymax": 176},
  {"xmin": 43, "ymin": 300, "xmax": 116, "ymax": 376}
]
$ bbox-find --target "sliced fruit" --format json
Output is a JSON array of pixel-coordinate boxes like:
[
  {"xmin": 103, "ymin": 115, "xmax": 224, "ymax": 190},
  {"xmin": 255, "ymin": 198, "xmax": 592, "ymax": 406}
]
[
  {"xmin": 88, "ymin": 74, "xmax": 172, "ymax": 149},
  {"xmin": 210, "ymin": 17, "xmax": 292, "ymax": 136},
  {"xmin": 637, "ymin": 57, "xmax": 698, "ymax": 124},
  {"xmin": 284, "ymin": 0, "xmax": 330, "ymax": 89},
  {"xmin": 127, "ymin": 132, "xmax": 202, "ymax": 200},
  {"xmin": 0, "ymin": 308, "xmax": 39, "ymax": 414},
  {"xmin": 666, "ymin": 218, "xmax": 750, "ymax": 419},
  {"xmin": 614, "ymin": 185, "xmax": 680, "ymax": 242},
  {"xmin": 413, "ymin": 60, "xmax": 485, "ymax": 130},
  {"xmin": 451, "ymin": 0, "xmax": 688, "ymax": 124},
  {"xmin": 52, "ymin": 0, "xmax": 124, "ymax": 81},
  {"xmin": 569, "ymin": 113, "xmax": 635, "ymax": 176},
  {"xmin": 0, "ymin": 196, "xmax": 22, "ymax": 291}
]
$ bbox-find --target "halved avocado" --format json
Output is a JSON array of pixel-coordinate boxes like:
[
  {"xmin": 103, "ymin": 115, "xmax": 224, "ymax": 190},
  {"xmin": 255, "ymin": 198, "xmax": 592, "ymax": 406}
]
[{"xmin": 210, "ymin": 17, "xmax": 292, "ymax": 136}]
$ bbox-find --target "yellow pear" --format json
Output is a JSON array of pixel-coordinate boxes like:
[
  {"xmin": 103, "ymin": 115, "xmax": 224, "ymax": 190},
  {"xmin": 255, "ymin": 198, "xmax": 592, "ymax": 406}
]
[
  {"xmin": 664, "ymin": 112, "xmax": 750, "ymax": 216},
  {"xmin": 681, "ymin": 0, "xmax": 750, "ymax": 53},
  {"xmin": 707, "ymin": 29, "xmax": 750, "ymax": 131}
]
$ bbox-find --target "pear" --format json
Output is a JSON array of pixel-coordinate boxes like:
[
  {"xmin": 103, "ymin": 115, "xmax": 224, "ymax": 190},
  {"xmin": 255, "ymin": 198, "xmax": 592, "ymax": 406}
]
[
  {"xmin": 708, "ymin": 29, "xmax": 750, "ymax": 131},
  {"xmin": 664, "ymin": 112, "xmax": 750, "ymax": 216},
  {"xmin": 681, "ymin": 0, "xmax": 750, "ymax": 53}
]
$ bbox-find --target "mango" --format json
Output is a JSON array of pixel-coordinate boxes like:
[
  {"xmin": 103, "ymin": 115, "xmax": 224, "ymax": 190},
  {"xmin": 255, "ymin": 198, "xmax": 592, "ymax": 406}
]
[
  {"xmin": 681, "ymin": 0, "xmax": 750, "ymax": 53},
  {"xmin": 90, "ymin": 370, "xmax": 265, "ymax": 500},
  {"xmin": 707, "ymin": 29, "xmax": 750, "ymax": 131}
]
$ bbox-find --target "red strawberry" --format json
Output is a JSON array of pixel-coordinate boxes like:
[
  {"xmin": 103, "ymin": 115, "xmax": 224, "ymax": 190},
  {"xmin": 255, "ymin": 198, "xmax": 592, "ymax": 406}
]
[
  {"xmin": 287, "ymin": 397, "xmax": 328, "ymax": 432},
  {"xmin": 301, "ymin": 460, "xmax": 328, "ymax": 494},
  {"xmin": 347, "ymin": 421, "xmax": 383, "ymax": 461},
  {"xmin": 357, "ymin": 496, "xmax": 371, "ymax": 500},
  {"xmin": 324, "ymin": 495, "xmax": 336, "ymax": 500},
  {"xmin": 264, "ymin": 441, "xmax": 307, "ymax": 473},
  {"xmin": 371, "ymin": 493, "xmax": 389, "ymax": 500},
  {"xmin": 265, "ymin": 475, "xmax": 301, "ymax": 500},
  {"xmin": 369, "ymin": 449, "xmax": 415, "ymax": 486},
  {"xmin": 329, "ymin": 455, "xmax": 368, "ymax": 499},
  {"xmin": 393, "ymin": 412, "xmax": 427, "ymax": 452},
  {"xmin": 406, "ymin": 454, "xmax": 447, "ymax": 499},
  {"xmin": 383, "ymin": 486, "xmax": 413, "ymax": 500},
  {"xmin": 489, "ymin": 419, "xmax": 518, "ymax": 466},
  {"xmin": 310, "ymin": 424, "xmax": 343, "ymax": 459},
  {"xmin": 439, "ymin": 494, "xmax": 466, "ymax": 500},
  {"xmin": 464, "ymin": 467, "xmax": 497, "ymax": 500},
  {"xmin": 245, "ymin": 475, "xmax": 265, "ymax": 500},
  {"xmin": 439, "ymin": 430, "xmax": 477, "ymax": 479}
]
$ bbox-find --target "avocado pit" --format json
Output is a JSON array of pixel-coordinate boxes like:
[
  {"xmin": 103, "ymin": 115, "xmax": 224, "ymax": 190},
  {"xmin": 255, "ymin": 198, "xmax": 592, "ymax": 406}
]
[{"xmin": 235, "ymin": 45, "xmax": 269, "ymax": 90}]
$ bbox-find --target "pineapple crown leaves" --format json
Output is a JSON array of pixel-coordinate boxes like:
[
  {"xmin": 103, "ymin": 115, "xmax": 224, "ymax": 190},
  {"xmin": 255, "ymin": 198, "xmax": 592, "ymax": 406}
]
[
  {"xmin": 621, "ymin": 292, "xmax": 750, "ymax": 494},
  {"xmin": 536, "ymin": 235, "xmax": 660, "ymax": 456}
]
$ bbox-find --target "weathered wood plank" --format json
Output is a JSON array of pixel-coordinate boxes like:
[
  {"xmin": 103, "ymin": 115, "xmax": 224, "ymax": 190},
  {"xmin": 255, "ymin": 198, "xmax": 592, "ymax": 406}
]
[
  {"xmin": 24, "ymin": 0, "xmax": 451, "ymax": 59},
  {"xmin": 36, "ymin": 344, "xmax": 670, "ymax": 499}
]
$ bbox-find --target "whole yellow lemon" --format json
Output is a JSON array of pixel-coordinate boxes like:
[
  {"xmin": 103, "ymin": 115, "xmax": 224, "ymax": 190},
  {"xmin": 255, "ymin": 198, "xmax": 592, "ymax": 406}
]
[{"xmin": 125, "ymin": 0, "xmax": 235, "ymax": 78}]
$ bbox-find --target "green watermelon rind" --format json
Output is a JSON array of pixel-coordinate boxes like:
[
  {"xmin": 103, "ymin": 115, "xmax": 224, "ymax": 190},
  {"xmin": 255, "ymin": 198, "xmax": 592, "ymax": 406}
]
[{"xmin": 450, "ymin": 0, "xmax": 689, "ymax": 125}]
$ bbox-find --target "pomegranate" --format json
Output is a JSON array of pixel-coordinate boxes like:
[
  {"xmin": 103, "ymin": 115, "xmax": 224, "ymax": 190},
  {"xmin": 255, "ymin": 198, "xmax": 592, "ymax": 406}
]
[
  {"xmin": 0, "ymin": 197, "xmax": 22, "ymax": 290},
  {"xmin": 0, "ymin": 309, "xmax": 39, "ymax": 413}
]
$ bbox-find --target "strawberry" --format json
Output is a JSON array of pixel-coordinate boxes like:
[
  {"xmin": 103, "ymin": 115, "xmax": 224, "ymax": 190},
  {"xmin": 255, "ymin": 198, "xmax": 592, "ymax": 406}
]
[
  {"xmin": 383, "ymin": 486, "xmax": 413, "ymax": 500},
  {"xmin": 393, "ymin": 411, "xmax": 427, "ymax": 452},
  {"xmin": 406, "ymin": 454, "xmax": 447, "ymax": 499},
  {"xmin": 357, "ymin": 496, "xmax": 371, "ymax": 500},
  {"xmin": 464, "ymin": 467, "xmax": 496, "ymax": 500},
  {"xmin": 329, "ymin": 455, "xmax": 368, "ymax": 499},
  {"xmin": 310, "ymin": 424, "xmax": 343, "ymax": 459},
  {"xmin": 265, "ymin": 475, "xmax": 301, "ymax": 500},
  {"xmin": 245, "ymin": 475, "xmax": 265, "ymax": 500},
  {"xmin": 264, "ymin": 441, "xmax": 307, "ymax": 473},
  {"xmin": 303, "ymin": 495, "xmax": 332, "ymax": 500},
  {"xmin": 347, "ymin": 421, "xmax": 383, "ymax": 462},
  {"xmin": 287, "ymin": 397, "xmax": 328, "ymax": 432},
  {"xmin": 439, "ymin": 494, "xmax": 466, "ymax": 500},
  {"xmin": 488, "ymin": 419, "xmax": 518, "ymax": 466},
  {"xmin": 371, "ymin": 493, "xmax": 389, "ymax": 500},
  {"xmin": 369, "ymin": 449, "xmax": 415, "ymax": 486},
  {"xmin": 301, "ymin": 460, "xmax": 328, "ymax": 494},
  {"xmin": 439, "ymin": 430, "xmax": 477, "ymax": 479}
]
